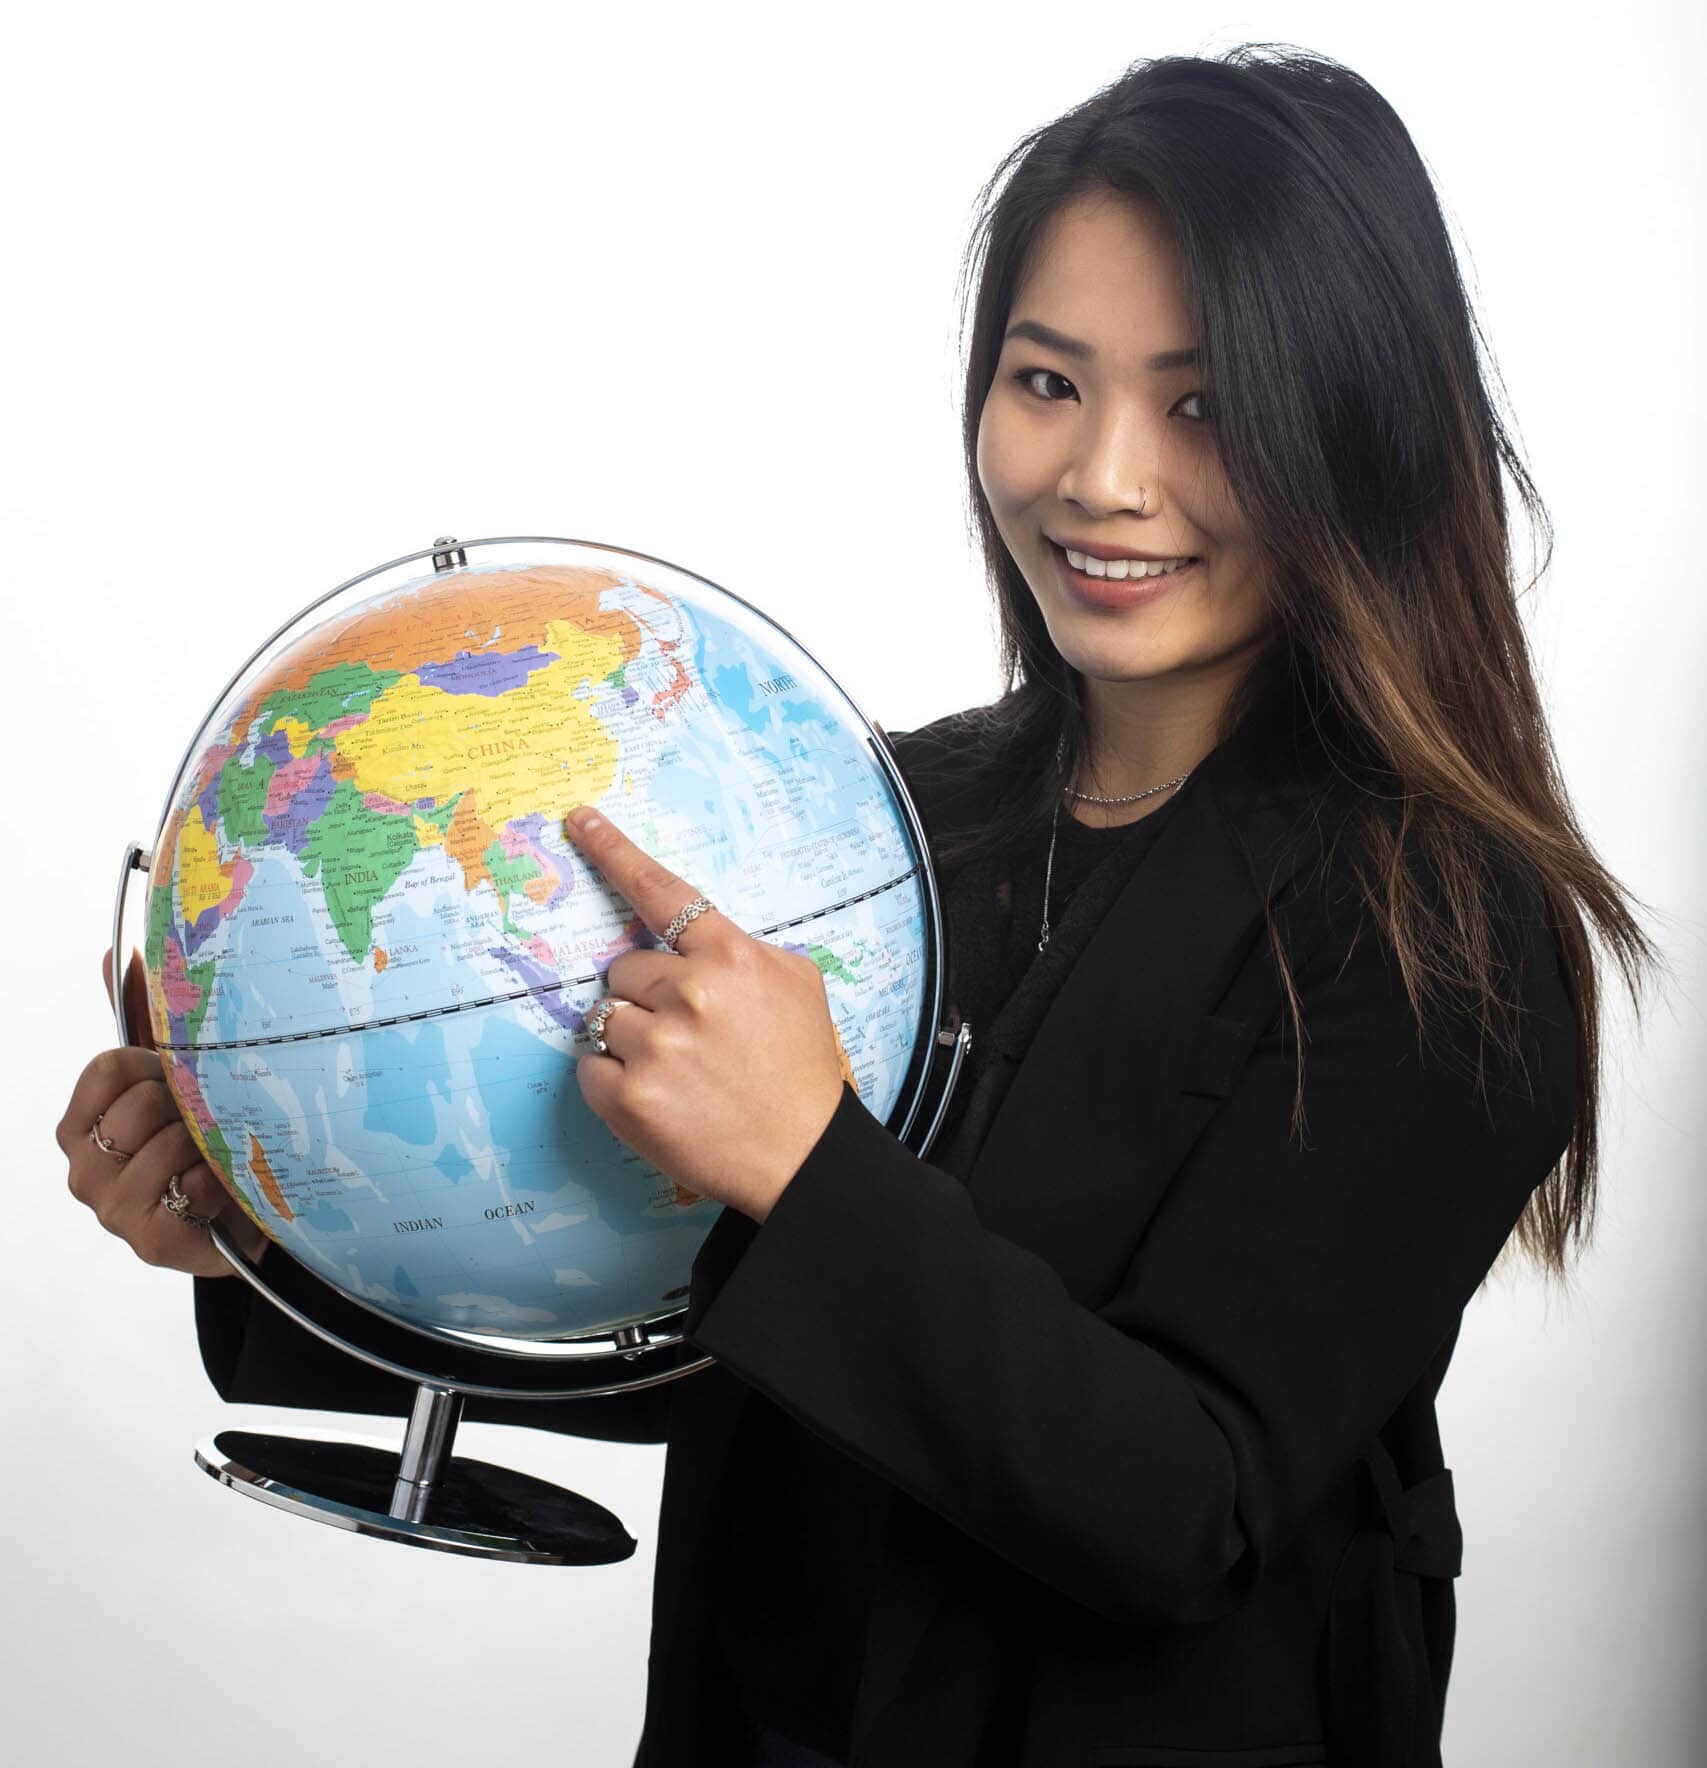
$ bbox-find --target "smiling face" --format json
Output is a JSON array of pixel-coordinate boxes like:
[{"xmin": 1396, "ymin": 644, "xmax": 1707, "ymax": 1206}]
[{"xmin": 976, "ymin": 188, "xmax": 1275, "ymax": 781}]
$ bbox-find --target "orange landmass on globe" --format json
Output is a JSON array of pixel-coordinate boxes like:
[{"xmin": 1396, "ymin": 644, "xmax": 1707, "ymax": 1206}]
[
  {"xmin": 444, "ymin": 793, "xmax": 498, "ymax": 896},
  {"xmin": 647, "ymin": 634, "xmax": 696, "ymax": 717},
  {"xmin": 248, "ymin": 1134, "xmax": 294, "ymax": 1221},
  {"xmin": 373, "ymin": 947, "xmax": 388, "ymax": 972},
  {"xmin": 222, "ymin": 566, "xmax": 652, "ymax": 739}
]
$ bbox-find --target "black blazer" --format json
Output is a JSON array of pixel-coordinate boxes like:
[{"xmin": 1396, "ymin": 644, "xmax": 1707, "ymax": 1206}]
[{"xmin": 192, "ymin": 699, "xmax": 1580, "ymax": 1768}]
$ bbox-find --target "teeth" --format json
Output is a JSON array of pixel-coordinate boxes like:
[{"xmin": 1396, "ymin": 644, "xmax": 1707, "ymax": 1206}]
[{"xmin": 1063, "ymin": 548, "xmax": 1195, "ymax": 579}]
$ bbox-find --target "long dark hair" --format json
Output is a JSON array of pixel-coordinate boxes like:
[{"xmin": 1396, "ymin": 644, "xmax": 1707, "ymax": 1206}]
[{"xmin": 938, "ymin": 43, "xmax": 1661, "ymax": 1283}]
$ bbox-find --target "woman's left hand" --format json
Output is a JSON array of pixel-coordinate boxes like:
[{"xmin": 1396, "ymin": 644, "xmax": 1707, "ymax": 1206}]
[{"xmin": 563, "ymin": 806, "xmax": 852, "ymax": 1223}]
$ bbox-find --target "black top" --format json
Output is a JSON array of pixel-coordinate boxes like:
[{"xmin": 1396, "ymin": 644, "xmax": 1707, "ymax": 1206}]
[{"xmin": 711, "ymin": 789, "xmax": 1186, "ymax": 1759}]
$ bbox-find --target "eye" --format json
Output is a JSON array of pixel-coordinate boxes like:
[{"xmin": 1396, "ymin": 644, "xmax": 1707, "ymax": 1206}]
[
  {"xmin": 1010, "ymin": 368, "xmax": 1214, "ymax": 423},
  {"xmin": 1013, "ymin": 367, "xmax": 1077, "ymax": 402}
]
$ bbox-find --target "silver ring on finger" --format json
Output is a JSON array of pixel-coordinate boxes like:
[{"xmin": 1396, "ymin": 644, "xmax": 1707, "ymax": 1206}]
[
  {"xmin": 161, "ymin": 1173, "xmax": 218, "ymax": 1232},
  {"xmin": 89, "ymin": 1113, "xmax": 134, "ymax": 1162},
  {"xmin": 585, "ymin": 995, "xmax": 636, "ymax": 1055},
  {"xmin": 660, "ymin": 895, "xmax": 715, "ymax": 954}
]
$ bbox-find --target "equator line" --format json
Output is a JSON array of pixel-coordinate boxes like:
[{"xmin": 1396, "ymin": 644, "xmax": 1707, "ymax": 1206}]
[{"xmin": 157, "ymin": 864, "xmax": 924, "ymax": 1054}]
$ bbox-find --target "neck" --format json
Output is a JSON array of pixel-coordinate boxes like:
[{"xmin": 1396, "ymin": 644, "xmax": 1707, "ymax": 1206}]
[{"xmin": 1074, "ymin": 667, "xmax": 1241, "ymax": 802}]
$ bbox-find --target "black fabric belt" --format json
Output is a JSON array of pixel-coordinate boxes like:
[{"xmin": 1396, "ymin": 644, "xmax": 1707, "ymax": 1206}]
[{"xmin": 1324, "ymin": 1439, "xmax": 1463, "ymax": 1768}]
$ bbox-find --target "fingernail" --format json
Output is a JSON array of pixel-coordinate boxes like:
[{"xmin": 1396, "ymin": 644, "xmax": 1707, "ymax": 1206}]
[{"xmin": 566, "ymin": 807, "xmax": 601, "ymax": 834}]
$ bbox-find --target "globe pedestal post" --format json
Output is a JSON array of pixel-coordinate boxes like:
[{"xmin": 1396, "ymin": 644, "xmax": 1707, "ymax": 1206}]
[{"xmin": 391, "ymin": 1382, "xmax": 463, "ymax": 1523}]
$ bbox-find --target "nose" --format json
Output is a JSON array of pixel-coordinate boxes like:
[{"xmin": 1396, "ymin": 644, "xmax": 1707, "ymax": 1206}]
[{"xmin": 1055, "ymin": 405, "xmax": 1164, "ymax": 519}]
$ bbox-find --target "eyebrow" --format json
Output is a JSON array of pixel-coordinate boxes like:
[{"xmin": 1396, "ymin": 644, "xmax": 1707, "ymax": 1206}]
[{"xmin": 1003, "ymin": 319, "xmax": 1198, "ymax": 371}]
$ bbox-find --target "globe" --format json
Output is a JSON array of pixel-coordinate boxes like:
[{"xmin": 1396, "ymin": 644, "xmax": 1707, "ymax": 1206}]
[{"xmin": 142, "ymin": 538, "xmax": 940, "ymax": 1347}]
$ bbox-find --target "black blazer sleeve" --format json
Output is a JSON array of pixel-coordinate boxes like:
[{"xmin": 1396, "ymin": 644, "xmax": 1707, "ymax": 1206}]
[
  {"xmin": 681, "ymin": 854, "xmax": 1580, "ymax": 1625},
  {"xmin": 191, "ymin": 1260, "xmax": 679, "ymax": 1445}
]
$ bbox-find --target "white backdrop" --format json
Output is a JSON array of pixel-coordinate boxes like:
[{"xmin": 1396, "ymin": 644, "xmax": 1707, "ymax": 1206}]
[{"xmin": 4, "ymin": 4, "xmax": 1701, "ymax": 1764}]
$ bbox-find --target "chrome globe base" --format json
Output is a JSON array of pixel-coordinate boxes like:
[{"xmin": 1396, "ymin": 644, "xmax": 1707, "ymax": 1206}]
[{"xmin": 195, "ymin": 1423, "xmax": 637, "ymax": 1565}]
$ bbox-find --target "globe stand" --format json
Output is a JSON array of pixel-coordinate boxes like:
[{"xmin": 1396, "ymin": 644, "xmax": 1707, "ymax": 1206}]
[
  {"xmin": 172, "ymin": 1214, "xmax": 715, "ymax": 1564},
  {"xmin": 109, "ymin": 534, "xmax": 970, "ymax": 1564},
  {"xmin": 195, "ymin": 1387, "xmax": 639, "ymax": 1565}
]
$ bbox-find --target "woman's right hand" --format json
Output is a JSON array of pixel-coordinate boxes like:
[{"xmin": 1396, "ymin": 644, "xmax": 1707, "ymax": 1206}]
[{"xmin": 58, "ymin": 950, "xmax": 270, "ymax": 1280}]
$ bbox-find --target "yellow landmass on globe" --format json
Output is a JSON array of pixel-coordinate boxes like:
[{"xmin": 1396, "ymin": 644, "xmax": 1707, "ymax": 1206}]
[
  {"xmin": 177, "ymin": 805, "xmax": 240, "ymax": 919},
  {"xmin": 277, "ymin": 715, "xmax": 313, "ymax": 757},
  {"xmin": 330, "ymin": 657, "xmax": 620, "ymax": 827}
]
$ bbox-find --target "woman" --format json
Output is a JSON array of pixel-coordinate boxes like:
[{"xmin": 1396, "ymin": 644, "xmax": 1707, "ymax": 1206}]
[{"xmin": 60, "ymin": 44, "xmax": 1657, "ymax": 1768}]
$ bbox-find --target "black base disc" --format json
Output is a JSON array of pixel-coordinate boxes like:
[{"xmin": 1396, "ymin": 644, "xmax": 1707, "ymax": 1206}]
[{"xmin": 202, "ymin": 1429, "xmax": 638, "ymax": 1565}]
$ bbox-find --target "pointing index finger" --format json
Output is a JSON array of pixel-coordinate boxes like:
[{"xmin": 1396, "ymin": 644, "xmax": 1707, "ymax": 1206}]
[{"xmin": 564, "ymin": 806, "xmax": 718, "ymax": 950}]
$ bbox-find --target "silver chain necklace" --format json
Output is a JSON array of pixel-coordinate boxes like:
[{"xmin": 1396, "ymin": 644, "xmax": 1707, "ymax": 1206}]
[{"xmin": 1038, "ymin": 733, "xmax": 1193, "ymax": 951}]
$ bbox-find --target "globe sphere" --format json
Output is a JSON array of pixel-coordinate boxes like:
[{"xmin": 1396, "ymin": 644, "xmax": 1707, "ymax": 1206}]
[{"xmin": 144, "ymin": 540, "xmax": 938, "ymax": 1344}]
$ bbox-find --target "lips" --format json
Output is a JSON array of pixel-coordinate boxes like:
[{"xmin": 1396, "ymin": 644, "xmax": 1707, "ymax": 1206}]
[{"xmin": 1049, "ymin": 538, "xmax": 1201, "ymax": 609}]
